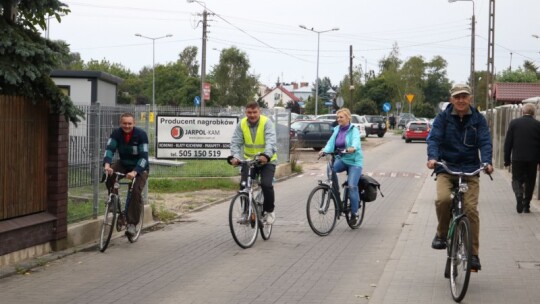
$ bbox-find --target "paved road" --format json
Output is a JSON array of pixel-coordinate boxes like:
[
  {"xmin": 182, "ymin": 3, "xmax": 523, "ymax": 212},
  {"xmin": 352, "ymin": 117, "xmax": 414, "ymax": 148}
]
[{"xmin": 1, "ymin": 134, "xmax": 539, "ymax": 304}]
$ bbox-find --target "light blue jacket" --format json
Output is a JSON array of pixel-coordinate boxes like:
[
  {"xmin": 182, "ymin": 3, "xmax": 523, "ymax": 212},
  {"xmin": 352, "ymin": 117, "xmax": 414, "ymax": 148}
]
[{"xmin": 323, "ymin": 124, "xmax": 363, "ymax": 167}]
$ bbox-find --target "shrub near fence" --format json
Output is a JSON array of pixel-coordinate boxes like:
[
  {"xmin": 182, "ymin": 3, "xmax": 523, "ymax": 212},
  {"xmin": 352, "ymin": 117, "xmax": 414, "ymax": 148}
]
[{"xmin": 67, "ymin": 104, "xmax": 292, "ymax": 223}]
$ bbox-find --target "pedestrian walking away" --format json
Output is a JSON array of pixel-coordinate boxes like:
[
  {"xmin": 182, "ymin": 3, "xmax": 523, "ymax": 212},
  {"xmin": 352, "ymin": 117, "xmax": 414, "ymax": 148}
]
[
  {"xmin": 229, "ymin": 101, "xmax": 278, "ymax": 224},
  {"xmin": 503, "ymin": 103, "xmax": 540, "ymax": 214},
  {"xmin": 103, "ymin": 112, "xmax": 149, "ymax": 237},
  {"xmin": 319, "ymin": 108, "xmax": 364, "ymax": 226},
  {"xmin": 426, "ymin": 83, "xmax": 494, "ymax": 272}
]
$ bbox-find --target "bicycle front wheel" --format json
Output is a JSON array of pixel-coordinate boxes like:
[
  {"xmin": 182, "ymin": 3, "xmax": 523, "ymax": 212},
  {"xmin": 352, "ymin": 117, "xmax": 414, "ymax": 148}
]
[
  {"xmin": 256, "ymin": 191, "xmax": 272, "ymax": 240},
  {"xmin": 229, "ymin": 193, "xmax": 258, "ymax": 248},
  {"xmin": 99, "ymin": 196, "xmax": 118, "ymax": 252},
  {"xmin": 306, "ymin": 186, "xmax": 338, "ymax": 236},
  {"xmin": 449, "ymin": 216, "xmax": 472, "ymax": 302},
  {"xmin": 346, "ymin": 199, "xmax": 366, "ymax": 229},
  {"xmin": 127, "ymin": 201, "xmax": 144, "ymax": 243}
]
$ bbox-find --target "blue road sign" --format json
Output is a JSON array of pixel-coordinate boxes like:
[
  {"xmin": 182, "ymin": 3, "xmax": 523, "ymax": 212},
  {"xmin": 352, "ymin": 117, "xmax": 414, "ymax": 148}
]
[
  {"xmin": 324, "ymin": 101, "xmax": 333, "ymax": 106},
  {"xmin": 194, "ymin": 96, "xmax": 201, "ymax": 106},
  {"xmin": 383, "ymin": 102, "xmax": 391, "ymax": 112}
]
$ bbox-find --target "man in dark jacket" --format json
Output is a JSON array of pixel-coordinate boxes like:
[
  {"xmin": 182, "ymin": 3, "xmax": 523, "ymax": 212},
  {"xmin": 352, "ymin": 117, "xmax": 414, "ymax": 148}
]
[
  {"xmin": 503, "ymin": 103, "xmax": 540, "ymax": 213},
  {"xmin": 103, "ymin": 113, "xmax": 149, "ymax": 236},
  {"xmin": 427, "ymin": 83, "xmax": 493, "ymax": 271}
]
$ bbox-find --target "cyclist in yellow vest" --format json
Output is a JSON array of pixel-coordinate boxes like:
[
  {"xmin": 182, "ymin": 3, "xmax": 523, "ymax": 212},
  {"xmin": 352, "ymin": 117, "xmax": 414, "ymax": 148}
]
[{"xmin": 230, "ymin": 101, "xmax": 278, "ymax": 224}]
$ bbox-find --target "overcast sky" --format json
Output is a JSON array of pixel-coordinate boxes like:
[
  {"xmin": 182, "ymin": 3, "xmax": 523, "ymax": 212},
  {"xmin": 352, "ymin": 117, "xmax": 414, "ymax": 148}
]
[{"xmin": 49, "ymin": 0, "xmax": 540, "ymax": 88}]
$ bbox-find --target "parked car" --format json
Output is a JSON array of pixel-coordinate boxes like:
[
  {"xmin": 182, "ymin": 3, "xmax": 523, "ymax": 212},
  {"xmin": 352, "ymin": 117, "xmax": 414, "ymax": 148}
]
[
  {"xmin": 290, "ymin": 120, "xmax": 334, "ymax": 151},
  {"xmin": 403, "ymin": 120, "xmax": 431, "ymax": 143},
  {"xmin": 316, "ymin": 114, "xmax": 367, "ymax": 139},
  {"xmin": 364, "ymin": 115, "xmax": 387, "ymax": 137},
  {"xmin": 397, "ymin": 113, "xmax": 416, "ymax": 129}
]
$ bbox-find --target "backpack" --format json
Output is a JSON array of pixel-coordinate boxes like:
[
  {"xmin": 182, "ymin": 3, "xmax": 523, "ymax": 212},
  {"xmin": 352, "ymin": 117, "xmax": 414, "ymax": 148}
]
[{"xmin": 358, "ymin": 174, "xmax": 383, "ymax": 202}]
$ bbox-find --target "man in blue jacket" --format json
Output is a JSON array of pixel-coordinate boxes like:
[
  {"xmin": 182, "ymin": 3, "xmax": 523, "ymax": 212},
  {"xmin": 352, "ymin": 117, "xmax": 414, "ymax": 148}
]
[
  {"xmin": 103, "ymin": 113, "xmax": 149, "ymax": 236},
  {"xmin": 427, "ymin": 83, "xmax": 493, "ymax": 271}
]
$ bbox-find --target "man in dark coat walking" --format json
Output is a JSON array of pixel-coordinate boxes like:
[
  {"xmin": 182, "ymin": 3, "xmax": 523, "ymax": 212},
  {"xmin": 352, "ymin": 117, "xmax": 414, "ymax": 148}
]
[{"xmin": 504, "ymin": 103, "xmax": 540, "ymax": 213}]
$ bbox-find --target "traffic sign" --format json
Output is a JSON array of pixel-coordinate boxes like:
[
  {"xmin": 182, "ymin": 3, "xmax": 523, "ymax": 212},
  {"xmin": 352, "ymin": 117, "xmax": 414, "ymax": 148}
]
[
  {"xmin": 383, "ymin": 102, "xmax": 391, "ymax": 112},
  {"xmin": 336, "ymin": 96, "xmax": 344, "ymax": 107},
  {"xmin": 324, "ymin": 101, "xmax": 333, "ymax": 106},
  {"xmin": 406, "ymin": 94, "xmax": 415, "ymax": 103},
  {"xmin": 194, "ymin": 96, "xmax": 201, "ymax": 106}
]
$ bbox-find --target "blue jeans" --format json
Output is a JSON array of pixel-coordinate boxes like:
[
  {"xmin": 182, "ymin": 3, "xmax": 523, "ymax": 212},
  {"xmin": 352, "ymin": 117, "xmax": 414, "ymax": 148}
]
[{"xmin": 332, "ymin": 159, "xmax": 362, "ymax": 215}]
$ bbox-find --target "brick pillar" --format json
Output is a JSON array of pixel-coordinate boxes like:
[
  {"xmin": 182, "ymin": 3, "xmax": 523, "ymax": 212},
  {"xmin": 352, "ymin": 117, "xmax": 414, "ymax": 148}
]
[{"xmin": 47, "ymin": 114, "xmax": 69, "ymax": 250}]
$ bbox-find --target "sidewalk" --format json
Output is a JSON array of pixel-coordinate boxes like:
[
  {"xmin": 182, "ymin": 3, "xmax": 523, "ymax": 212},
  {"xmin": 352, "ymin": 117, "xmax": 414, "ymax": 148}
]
[{"xmin": 370, "ymin": 168, "xmax": 540, "ymax": 303}]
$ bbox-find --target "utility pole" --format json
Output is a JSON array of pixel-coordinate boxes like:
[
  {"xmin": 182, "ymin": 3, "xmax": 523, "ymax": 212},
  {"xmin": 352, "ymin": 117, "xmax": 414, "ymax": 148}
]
[
  {"xmin": 200, "ymin": 9, "xmax": 208, "ymax": 115},
  {"xmin": 349, "ymin": 45, "xmax": 354, "ymax": 109},
  {"xmin": 470, "ymin": 12, "xmax": 476, "ymax": 101},
  {"xmin": 485, "ymin": 0, "xmax": 496, "ymax": 129}
]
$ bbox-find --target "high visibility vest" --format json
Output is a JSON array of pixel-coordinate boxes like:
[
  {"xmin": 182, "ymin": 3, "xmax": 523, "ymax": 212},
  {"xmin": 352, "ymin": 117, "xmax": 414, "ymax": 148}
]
[{"xmin": 240, "ymin": 116, "xmax": 277, "ymax": 161}]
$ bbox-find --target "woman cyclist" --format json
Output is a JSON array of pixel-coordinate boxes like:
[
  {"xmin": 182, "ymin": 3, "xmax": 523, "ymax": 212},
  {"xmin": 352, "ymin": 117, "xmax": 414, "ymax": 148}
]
[{"xmin": 319, "ymin": 108, "xmax": 364, "ymax": 225}]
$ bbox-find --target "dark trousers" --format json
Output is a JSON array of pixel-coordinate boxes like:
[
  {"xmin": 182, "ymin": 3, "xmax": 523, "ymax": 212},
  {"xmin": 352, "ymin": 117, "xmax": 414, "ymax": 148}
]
[
  {"xmin": 241, "ymin": 163, "xmax": 276, "ymax": 213},
  {"xmin": 106, "ymin": 163, "xmax": 148, "ymax": 225},
  {"xmin": 511, "ymin": 161, "xmax": 538, "ymax": 204}
]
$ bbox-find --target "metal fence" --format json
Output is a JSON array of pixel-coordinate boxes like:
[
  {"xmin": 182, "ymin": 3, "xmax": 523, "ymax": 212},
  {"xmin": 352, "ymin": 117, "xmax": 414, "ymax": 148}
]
[{"xmin": 67, "ymin": 103, "xmax": 292, "ymax": 223}]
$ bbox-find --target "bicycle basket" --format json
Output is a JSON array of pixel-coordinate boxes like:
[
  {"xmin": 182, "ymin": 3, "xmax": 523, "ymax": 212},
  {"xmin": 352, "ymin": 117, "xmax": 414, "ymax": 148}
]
[{"xmin": 358, "ymin": 175, "xmax": 383, "ymax": 202}]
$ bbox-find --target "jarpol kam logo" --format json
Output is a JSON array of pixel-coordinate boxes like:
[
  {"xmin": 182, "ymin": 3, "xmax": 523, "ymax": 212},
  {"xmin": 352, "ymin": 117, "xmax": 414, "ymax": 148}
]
[{"xmin": 170, "ymin": 126, "xmax": 184, "ymax": 139}]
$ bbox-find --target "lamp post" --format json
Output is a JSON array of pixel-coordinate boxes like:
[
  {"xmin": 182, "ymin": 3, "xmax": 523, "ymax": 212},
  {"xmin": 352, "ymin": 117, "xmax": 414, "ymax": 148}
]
[
  {"xmin": 299, "ymin": 25, "xmax": 339, "ymax": 116},
  {"xmin": 449, "ymin": 0, "xmax": 475, "ymax": 101},
  {"xmin": 135, "ymin": 33, "xmax": 173, "ymax": 114}
]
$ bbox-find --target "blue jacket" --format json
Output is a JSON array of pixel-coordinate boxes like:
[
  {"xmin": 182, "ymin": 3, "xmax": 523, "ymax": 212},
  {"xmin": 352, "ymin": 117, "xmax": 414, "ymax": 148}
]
[
  {"xmin": 427, "ymin": 104, "xmax": 492, "ymax": 174},
  {"xmin": 323, "ymin": 124, "xmax": 363, "ymax": 167}
]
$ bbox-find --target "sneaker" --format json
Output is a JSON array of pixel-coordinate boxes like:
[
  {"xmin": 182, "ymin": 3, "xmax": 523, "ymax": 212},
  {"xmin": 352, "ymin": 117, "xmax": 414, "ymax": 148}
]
[
  {"xmin": 126, "ymin": 224, "xmax": 136, "ymax": 236},
  {"xmin": 348, "ymin": 213, "xmax": 359, "ymax": 226},
  {"xmin": 265, "ymin": 212, "xmax": 275, "ymax": 225},
  {"xmin": 237, "ymin": 214, "xmax": 248, "ymax": 224},
  {"xmin": 431, "ymin": 234, "xmax": 447, "ymax": 250},
  {"xmin": 471, "ymin": 255, "xmax": 482, "ymax": 271}
]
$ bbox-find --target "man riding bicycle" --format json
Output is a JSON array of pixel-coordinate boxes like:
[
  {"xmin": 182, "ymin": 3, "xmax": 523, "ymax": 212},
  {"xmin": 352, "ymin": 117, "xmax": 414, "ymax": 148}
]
[
  {"xmin": 229, "ymin": 101, "xmax": 278, "ymax": 224},
  {"xmin": 103, "ymin": 113, "xmax": 149, "ymax": 236},
  {"xmin": 427, "ymin": 83, "xmax": 493, "ymax": 271}
]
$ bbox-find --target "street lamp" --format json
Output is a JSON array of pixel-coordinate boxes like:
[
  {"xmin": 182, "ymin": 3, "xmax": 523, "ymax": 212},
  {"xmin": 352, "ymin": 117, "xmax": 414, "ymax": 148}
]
[
  {"xmin": 135, "ymin": 33, "xmax": 173, "ymax": 114},
  {"xmin": 45, "ymin": 14, "xmax": 65, "ymax": 39},
  {"xmin": 299, "ymin": 25, "xmax": 339, "ymax": 116},
  {"xmin": 449, "ymin": 0, "xmax": 476, "ymax": 101}
]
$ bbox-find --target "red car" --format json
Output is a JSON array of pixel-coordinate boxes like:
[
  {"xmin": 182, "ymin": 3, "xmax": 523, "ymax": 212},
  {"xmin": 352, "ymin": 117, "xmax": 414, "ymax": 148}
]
[{"xmin": 404, "ymin": 121, "xmax": 430, "ymax": 143}]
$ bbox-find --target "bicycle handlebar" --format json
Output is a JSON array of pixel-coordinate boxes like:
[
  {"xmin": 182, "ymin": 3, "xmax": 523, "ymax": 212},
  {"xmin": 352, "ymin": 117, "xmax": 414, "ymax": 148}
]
[
  {"xmin": 318, "ymin": 148, "xmax": 350, "ymax": 160},
  {"xmin": 433, "ymin": 161, "xmax": 493, "ymax": 180},
  {"xmin": 100, "ymin": 171, "xmax": 127, "ymax": 183}
]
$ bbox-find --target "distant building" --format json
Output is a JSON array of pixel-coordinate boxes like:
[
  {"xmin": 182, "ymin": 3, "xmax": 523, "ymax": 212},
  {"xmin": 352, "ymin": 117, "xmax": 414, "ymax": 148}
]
[
  {"xmin": 492, "ymin": 82, "xmax": 540, "ymax": 105},
  {"xmin": 50, "ymin": 70, "xmax": 123, "ymax": 106},
  {"xmin": 260, "ymin": 85, "xmax": 300, "ymax": 109}
]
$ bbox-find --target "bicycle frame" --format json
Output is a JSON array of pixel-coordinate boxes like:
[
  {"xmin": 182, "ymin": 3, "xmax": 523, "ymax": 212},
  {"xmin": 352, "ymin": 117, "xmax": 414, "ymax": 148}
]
[{"xmin": 319, "ymin": 152, "xmax": 348, "ymax": 216}]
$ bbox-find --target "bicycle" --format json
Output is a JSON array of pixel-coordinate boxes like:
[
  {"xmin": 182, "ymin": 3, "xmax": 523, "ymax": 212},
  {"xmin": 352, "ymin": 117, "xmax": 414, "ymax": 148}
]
[
  {"xmin": 98, "ymin": 172, "xmax": 144, "ymax": 252},
  {"xmin": 228, "ymin": 156, "xmax": 273, "ymax": 249},
  {"xmin": 306, "ymin": 151, "xmax": 366, "ymax": 236},
  {"xmin": 432, "ymin": 161, "xmax": 492, "ymax": 302}
]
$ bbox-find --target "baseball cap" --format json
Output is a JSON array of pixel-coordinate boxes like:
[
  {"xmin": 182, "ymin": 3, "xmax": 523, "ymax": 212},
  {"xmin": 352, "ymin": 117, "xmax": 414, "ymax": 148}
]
[{"xmin": 450, "ymin": 83, "xmax": 471, "ymax": 96}]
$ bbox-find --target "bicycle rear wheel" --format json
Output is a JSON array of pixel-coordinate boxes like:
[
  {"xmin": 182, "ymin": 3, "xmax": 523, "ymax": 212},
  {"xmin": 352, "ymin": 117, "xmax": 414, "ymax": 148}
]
[
  {"xmin": 99, "ymin": 196, "xmax": 118, "ymax": 252},
  {"xmin": 127, "ymin": 201, "xmax": 144, "ymax": 243},
  {"xmin": 256, "ymin": 191, "xmax": 272, "ymax": 240},
  {"xmin": 306, "ymin": 186, "xmax": 338, "ymax": 236},
  {"xmin": 346, "ymin": 199, "xmax": 366, "ymax": 229},
  {"xmin": 229, "ymin": 193, "xmax": 258, "ymax": 248},
  {"xmin": 449, "ymin": 216, "xmax": 472, "ymax": 302}
]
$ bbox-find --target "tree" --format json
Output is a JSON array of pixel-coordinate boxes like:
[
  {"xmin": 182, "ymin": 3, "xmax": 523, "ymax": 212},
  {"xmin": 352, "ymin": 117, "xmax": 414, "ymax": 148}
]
[
  {"xmin": 208, "ymin": 47, "xmax": 259, "ymax": 106},
  {"xmin": 286, "ymin": 100, "xmax": 301, "ymax": 114},
  {"xmin": 178, "ymin": 46, "xmax": 199, "ymax": 77},
  {"xmin": 0, "ymin": 0, "xmax": 82, "ymax": 124},
  {"xmin": 497, "ymin": 67, "xmax": 538, "ymax": 83},
  {"xmin": 423, "ymin": 56, "xmax": 451, "ymax": 110}
]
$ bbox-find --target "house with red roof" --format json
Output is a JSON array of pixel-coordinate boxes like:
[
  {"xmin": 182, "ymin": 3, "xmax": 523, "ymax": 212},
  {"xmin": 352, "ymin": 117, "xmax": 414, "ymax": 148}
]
[
  {"xmin": 492, "ymin": 82, "xmax": 540, "ymax": 104},
  {"xmin": 260, "ymin": 85, "xmax": 300, "ymax": 109}
]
